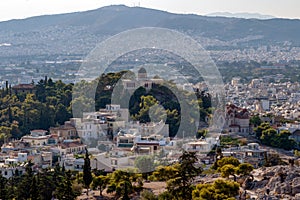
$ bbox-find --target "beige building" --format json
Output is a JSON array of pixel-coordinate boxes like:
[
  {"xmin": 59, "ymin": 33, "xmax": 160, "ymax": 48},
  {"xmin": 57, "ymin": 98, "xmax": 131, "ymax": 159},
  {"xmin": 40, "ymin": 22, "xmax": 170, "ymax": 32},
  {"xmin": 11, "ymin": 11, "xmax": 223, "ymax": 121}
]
[
  {"xmin": 50, "ymin": 121, "xmax": 77, "ymax": 140},
  {"xmin": 12, "ymin": 83, "xmax": 36, "ymax": 95}
]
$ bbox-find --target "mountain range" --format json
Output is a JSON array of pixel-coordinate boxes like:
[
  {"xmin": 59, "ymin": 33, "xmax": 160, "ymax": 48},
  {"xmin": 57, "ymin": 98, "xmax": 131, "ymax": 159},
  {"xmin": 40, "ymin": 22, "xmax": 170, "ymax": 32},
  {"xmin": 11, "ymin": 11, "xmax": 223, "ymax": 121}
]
[{"xmin": 0, "ymin": 5, "xmax": 299, "ymax": 58}]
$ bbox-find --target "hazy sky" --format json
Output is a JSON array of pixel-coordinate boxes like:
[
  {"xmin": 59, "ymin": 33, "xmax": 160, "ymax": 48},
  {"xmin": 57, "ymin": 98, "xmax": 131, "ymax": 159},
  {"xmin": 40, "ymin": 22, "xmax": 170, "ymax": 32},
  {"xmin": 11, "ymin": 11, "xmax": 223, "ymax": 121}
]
[{"xmin": 0, "ymin": 0, "xmax": 299, "ymax": 22}]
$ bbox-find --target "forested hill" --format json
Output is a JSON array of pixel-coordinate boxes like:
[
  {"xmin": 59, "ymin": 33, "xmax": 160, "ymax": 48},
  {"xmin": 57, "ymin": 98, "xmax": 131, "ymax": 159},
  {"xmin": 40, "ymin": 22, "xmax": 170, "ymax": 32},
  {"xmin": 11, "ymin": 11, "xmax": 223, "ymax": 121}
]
[
  {"xmin": 0, "ymin": 72, "xmax": 211, "ymax": 141},
  {"xmin": 0, "ymin": 5, "xmax": 300, "ymax": 57}
]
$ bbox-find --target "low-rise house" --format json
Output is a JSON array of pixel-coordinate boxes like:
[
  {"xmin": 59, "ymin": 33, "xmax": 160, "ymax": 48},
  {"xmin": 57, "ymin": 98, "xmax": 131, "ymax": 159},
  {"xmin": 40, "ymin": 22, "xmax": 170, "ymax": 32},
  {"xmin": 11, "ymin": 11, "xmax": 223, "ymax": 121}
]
[
  {"xmin": 116, "ymin": 133, "xmax": 135, "ymax": 149},
  {"xmin": 12, "ymin": 83, "xmax": 36, "ymax": 95},
  {"xmin": 97, "ymin": 140, "xmax": 114, "ymax": 152},
  {"xmin": 30, "ymin": 130, "xmax": 48, "ymax": 136},
  {"xmin": 184, "ymin": 140, "xmax": 211, "ymax": 153},
  {"xmin": 1, "ymin": 141, "xmax": 29, "ymax": 153},
  {"xmin": 127, "ymin": 121, "xmax": 169, "ymax": 137},
  {"xmin": 4, "ymin": 158, "xmax": 18, "ymax": 165},
  {"xmin": 21, "ymin": 129, "xmax": 50, "ymax": 147},
  {"xmin": 21, "ymin": 135, "xmax": 49, "ymax": 147},
  {"xmin": 41, "ymin": 152, "xmax": 52, "ymax": 168},
  {"xmin": 0, "ymin": 164, "xmax": 25, "ymax": 179},
  {"xmin": 60, "ymin": 155, "xmax": 84, "ymax": 171},
  {"xmin": 74, "ymin": 104, "xmax": 129, "ymax": 141},
  {"xmin": 57, "ymin": 140, "xmax": 86, "ymax": 156},
  {"xmin": 48, "ymin": 134, "xmax": 59, "ymax": 145},
  {"xmin": 50, "ymin": 121, "xmax": 77, "ymax": 140},
  {"xmin": 222, "ymin": 143, "xmax": 267, "ymax": 168}
]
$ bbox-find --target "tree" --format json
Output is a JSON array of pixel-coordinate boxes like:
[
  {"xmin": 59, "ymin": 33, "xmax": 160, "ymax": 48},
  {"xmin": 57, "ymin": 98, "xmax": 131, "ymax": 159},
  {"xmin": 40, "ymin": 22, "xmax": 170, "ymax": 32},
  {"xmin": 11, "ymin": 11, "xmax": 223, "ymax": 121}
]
[
  {"xmin": 236, "ymin": 163, "xmax": 254, "ymax": 177},
  {"xmin": 254, "ymin": 122, "xmax": 271, "ymax": 138},
  {"xmin": 196, "ymin": 129, "xmax": 208, "ymax": 139},
  {"xmin": 275, "ymin": 130, "xmax": 296, "ymax": 150},
  {"xmin": 107, "ymin": 170, "xmax": 137, "ymax": 200},
  {"xmin": 250, "ymin": 115, "xmax": 262, "ymax": 127},
  {"xmin": 166, "ymin": 151, "xmax": 202, "ymax": 200},
  {"xmin": 30, "ymin": 176, "xmax": 39, "ymax": 200},
  {"xmin": 260, "ymin": 128, "xmax": 277, "ymax": 145},
  {"xmin": 216, "ymin": 156, "xmax": 240, "ymax": 170},
  {"xmin": 152, "ymin": 164, "xmax": 179, "ymax": 181},
  {"xmin": 260, "ymin": 129, "xmax": 296, "ymax": 150},
  {"xmin": 16, "ymin": 161, "xmax": 34, "ymax": 200},
  {"xmin": 55, "ymin": 103, "xmax": 71, "ymax": 125},
  {"xmin": 134, "ymin": 155, "xmax": 155, "ymax": 179},
  {"xmin": 71, "ymin": 96, "xmax": 94, "ymax": 118},
  {"xmin": 55, "ymin": 171, "xmax": 76, "ymax": 200},
  {"xmin": 219, "ymin": 162, "xmax": 254, "ymax": 181},
  {"xmin": 192, "ymin": 179, "xmax": 240, "ymax": 200},
  {"xmin": 140, "ymin": 189, "xmax": 158, "ymax": 200},
  {"xmin": 37, "ymin": 171, "xmax": 56, "ymax": 200},
  {"xmin": 220, "ymin": 164, "xmax": 236, "ymax": 180},
  {"xmin": 83, "ymin": 148, "xmax": 93, "ymax": 195},
  {"xmin": 0, "ymin": 175, "xmax": 7, "ymax": 199},
  {"xmin": 133, "ymin": 95, "xmax": 163, "ymax": 123},
  {"xmin": 92, "ymin": 175, "xmax": 109, "ymax": 196},
  {"xmin": 294, "ymin": 150, "xmax": 300, "ymax": 157}
]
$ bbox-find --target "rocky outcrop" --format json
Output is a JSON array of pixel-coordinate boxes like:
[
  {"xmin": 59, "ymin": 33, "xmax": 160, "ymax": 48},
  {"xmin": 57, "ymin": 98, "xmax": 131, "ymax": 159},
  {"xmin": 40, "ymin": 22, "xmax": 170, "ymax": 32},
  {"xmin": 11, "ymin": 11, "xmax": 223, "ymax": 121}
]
[{"xmin": 245, "ymin": 165, "xmax": 300, "ymax": 199}]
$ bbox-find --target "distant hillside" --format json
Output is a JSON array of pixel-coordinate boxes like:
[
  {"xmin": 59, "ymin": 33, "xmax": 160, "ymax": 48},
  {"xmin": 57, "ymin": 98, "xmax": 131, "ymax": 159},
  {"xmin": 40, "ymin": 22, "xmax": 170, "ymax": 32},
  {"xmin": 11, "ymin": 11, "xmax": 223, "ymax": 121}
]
[
  {"xmin": 206, "ymin": 12, "xmax": 275, "ymax": 19},
  {"xmin": 0, "ymin": 5, "xmax": 299, "ymax": 57}
]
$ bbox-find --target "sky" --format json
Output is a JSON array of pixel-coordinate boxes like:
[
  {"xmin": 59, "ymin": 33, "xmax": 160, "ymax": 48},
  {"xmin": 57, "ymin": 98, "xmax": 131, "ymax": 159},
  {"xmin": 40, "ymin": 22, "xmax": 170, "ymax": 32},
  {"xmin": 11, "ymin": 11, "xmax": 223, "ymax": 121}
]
[{"xmin": 0, "ymin": 0, "xmax": 299, "ymax": 22}]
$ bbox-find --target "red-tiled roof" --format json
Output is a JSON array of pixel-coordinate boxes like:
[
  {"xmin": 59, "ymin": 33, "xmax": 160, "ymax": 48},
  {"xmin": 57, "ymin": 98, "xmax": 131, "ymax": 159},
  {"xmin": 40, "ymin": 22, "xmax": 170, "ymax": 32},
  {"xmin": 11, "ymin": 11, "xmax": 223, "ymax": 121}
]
[
  {"xmin": 59, "ymin": 142, "xmax": 85, "ymax": 149},
  {"xmin": 12, "ymin": 84, "xmax": 35, "ymax": 89},
  {"xmin": 136, "ymin": 142, "xmax": 159, "ymax": 146},
  {"xmin": 31, "ymin": 129, "xmax": 47, "ymax": 133}
]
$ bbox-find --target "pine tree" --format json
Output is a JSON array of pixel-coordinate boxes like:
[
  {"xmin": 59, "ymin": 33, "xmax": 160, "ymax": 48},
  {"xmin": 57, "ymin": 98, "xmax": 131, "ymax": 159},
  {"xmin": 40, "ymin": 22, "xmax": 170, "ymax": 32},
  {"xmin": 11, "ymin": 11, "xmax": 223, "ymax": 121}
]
[
  {"xmin": 166, "ymin": 151, "xmax": 202, "ymax": 200},
  {"xmin": 38, "ymin": 171, "xmax": 56, "ymax": 200},
  {"xmin": 17, "ymin": 161, "xmax": 34, "ymax": 199},
  {"xmin": 0, "ymin": 175, "xmax": 7, "ymax": 199},
  {"xmin": 55, "ymin": 171, "xmax": 76, "ymax": 200}
]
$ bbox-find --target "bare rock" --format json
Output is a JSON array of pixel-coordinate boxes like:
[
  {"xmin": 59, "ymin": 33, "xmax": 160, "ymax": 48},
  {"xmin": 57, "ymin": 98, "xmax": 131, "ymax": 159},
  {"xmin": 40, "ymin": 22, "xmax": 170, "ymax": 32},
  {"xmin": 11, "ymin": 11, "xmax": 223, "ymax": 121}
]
[{"xmin": 292, "ymin": 184, "xmax": 300, "ymax": 196}]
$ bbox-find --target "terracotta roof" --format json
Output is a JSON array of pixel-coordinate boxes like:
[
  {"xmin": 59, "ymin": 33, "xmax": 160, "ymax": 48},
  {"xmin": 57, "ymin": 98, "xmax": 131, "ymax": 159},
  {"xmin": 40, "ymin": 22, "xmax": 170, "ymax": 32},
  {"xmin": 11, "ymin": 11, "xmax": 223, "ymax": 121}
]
[
  {"xmin": 12, "ymin": 84, "xmax": 35, "ymax": 89},
  {"xmin": 31, "ymin": 129, "xmax": 47, "ymax": 133},
  {"xmin": 59, "ymin": 142, "xmax": 85, "ymax": 149},
  {"xmin": 136, "ymin": 142, "xmax": 159, "ymax": 146}
]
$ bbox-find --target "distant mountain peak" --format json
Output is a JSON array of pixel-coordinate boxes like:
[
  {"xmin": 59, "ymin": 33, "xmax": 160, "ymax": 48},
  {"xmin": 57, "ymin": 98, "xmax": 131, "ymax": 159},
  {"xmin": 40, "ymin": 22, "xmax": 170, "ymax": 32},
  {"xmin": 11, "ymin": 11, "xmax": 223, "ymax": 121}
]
[
  {"xmin": 99, "ymin": 4, "xmax": 129, "ymax": 11},
  {"xmin": 206, "ymin": 12, "xmax": 275, "ymax": 19}
]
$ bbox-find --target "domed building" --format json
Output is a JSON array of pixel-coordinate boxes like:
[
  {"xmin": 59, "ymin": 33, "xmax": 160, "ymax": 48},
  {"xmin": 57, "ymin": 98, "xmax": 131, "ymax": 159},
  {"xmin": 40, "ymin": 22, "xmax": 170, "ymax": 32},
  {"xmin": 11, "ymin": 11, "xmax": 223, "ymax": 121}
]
[
  {"xmin": 137, "ymin": 67, "xmax": 147, "ymax": 80},
  {"xmin": 122, "ymin": 67, "xmax": 163, "ymax": 90}
]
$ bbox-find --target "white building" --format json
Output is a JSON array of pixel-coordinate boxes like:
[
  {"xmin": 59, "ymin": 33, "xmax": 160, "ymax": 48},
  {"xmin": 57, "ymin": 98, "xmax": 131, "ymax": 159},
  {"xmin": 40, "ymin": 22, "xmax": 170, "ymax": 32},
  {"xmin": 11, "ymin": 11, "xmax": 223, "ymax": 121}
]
[{"xmin": 0, "ymin": 164, "xmax": 25, "ymax": 179}]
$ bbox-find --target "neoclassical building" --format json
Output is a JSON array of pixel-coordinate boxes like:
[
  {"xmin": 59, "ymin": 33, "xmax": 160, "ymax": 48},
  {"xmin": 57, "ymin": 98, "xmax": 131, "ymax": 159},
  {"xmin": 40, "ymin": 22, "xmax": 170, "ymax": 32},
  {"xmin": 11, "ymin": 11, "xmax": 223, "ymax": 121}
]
[{"xmin": 122, "ymin": 67, "xmax": 163, "ymax": 90}]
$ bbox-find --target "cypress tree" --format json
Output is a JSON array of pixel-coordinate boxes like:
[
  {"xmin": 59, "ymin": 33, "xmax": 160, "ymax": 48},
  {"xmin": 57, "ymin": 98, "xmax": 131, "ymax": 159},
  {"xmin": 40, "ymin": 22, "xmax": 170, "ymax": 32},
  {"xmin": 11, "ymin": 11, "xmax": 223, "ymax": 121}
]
[{"xmin": 83, "ymin": 148, "xmax": 92, "ymax": 195}]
